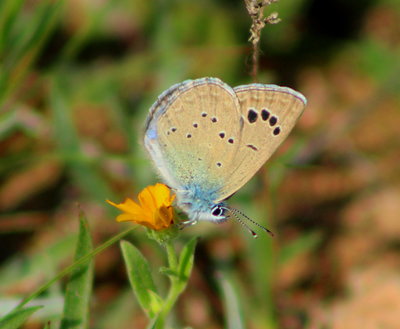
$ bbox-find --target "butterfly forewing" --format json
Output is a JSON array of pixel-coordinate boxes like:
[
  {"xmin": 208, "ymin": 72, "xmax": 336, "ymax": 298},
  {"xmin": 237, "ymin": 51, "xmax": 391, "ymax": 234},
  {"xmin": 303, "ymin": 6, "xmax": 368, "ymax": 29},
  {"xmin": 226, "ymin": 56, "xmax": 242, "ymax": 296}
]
[{"xmin": 215, "ymin": 84, "xmax": 306, "ymax": 201}]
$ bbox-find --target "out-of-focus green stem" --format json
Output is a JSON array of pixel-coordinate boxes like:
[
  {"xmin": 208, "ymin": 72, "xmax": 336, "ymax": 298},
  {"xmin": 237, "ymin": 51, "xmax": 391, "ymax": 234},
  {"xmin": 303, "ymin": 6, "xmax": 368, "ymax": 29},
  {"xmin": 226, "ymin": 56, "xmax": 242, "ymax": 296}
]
[
  {"xmin": 152, "ymin": 240, "xmax": 185, "ymax": 329},
  {"xmin": 15, "ymin": 227, "xmax": 136, "ymax": 311},
  {"xmin": 165, "ymin": 240, "xmax": 178, "ymax": 270}
]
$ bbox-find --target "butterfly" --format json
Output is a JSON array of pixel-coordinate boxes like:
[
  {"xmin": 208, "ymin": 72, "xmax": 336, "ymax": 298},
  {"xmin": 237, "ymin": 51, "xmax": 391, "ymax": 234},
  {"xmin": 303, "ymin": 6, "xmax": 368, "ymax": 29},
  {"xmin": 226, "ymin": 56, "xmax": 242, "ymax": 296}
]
[{"xmin": 144, "ymin": 77, "xmax": 306, "ymax": 237}]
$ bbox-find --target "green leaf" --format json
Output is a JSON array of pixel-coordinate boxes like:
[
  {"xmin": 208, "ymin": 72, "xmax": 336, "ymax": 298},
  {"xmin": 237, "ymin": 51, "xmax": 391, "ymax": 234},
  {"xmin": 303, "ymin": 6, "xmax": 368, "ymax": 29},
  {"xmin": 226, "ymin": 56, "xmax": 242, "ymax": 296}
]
[
  {"xmin": 177, "ymin": 237, "xmax": 197, "ymax": 282},
  {"xmin": 147, "ymin": 290, "xmax": 163, "ymax": 315},
  {"xmin": 120, "ymin": 241, "xmax": 159, "ymax": 318},
  {"xmin": 60, "ymin": 212, "xmax": 94, "ymax": 329},
  {"xmin": 0, "ymin": 305, "xmax": 43, "ymax": 329}
]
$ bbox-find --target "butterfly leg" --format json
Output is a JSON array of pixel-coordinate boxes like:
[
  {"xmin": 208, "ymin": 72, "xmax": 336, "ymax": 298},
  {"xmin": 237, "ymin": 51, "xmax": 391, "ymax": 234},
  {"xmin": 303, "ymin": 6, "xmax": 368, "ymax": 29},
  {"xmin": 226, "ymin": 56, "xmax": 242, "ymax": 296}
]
[{"xmin": 176, "ymin": 219, "xmax": 198, "ymax": 230}]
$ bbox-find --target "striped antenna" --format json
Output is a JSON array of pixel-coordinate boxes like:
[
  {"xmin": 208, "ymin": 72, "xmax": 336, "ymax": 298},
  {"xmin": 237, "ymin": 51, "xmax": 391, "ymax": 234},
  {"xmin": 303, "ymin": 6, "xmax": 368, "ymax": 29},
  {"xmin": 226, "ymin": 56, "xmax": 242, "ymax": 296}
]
[
  {"xmin": 224, "ymin": 207, "xmax": 274, "ymax": 237},
  {"xmin": 225, "ymin": 207, "xmax": 258, "ymax": 238}
]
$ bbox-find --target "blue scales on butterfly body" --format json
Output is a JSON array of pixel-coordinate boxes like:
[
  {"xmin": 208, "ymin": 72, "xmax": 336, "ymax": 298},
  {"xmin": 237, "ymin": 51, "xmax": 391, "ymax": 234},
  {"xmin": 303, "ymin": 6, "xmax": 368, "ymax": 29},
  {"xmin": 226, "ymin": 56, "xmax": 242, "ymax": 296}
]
[{"xmin": 144, "ymin": 77, "xmax": 306, "ymax": 235}]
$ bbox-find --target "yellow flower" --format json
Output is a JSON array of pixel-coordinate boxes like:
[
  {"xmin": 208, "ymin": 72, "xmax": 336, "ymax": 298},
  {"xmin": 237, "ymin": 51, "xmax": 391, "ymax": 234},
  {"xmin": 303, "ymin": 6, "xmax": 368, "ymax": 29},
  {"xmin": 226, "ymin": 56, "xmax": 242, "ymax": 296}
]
[{"xmin": 107, "ymin": 183, "xmax": 175, "ymax": 231}]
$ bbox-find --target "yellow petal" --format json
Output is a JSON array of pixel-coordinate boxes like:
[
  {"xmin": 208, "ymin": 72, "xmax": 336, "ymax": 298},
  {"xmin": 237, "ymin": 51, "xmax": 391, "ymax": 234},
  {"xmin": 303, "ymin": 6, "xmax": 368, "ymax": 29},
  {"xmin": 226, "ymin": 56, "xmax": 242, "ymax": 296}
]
[
  {"xmin": 107, "ymin": 183, "xmax": 175, "ymax": 231},
  {"xmin": 153, "ymin": 183, "xmax": 173, "ymax": 208},
  {"xmin": 116, "ymin": 213, "xmax": 136, "ymax": 222},
  {"xmin": 138, "ymin": 186, "xmax": 157, "ymax": 213},
  {"xmin": 158, "ymin": 205, "xmax": 174, "ymax": 227},
  {"xmin": 107, "ymin": 198, "xmax": 143, "ymax": 216}
]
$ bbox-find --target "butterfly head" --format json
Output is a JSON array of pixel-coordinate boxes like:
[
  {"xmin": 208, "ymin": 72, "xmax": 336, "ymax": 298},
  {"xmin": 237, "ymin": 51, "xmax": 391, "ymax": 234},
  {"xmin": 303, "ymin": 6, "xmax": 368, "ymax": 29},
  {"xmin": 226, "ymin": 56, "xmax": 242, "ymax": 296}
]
[{"xmin": 178, "ymin": 199, "xmax": 228, "ymax": 223}]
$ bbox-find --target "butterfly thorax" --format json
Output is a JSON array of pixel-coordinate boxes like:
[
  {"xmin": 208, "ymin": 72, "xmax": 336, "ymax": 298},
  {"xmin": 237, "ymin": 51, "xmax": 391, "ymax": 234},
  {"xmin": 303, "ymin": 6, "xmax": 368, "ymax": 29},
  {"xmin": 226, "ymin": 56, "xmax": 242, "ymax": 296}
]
[{"xmin": 175, "ymin": 183, "xmax": 227, "ymax": 222}]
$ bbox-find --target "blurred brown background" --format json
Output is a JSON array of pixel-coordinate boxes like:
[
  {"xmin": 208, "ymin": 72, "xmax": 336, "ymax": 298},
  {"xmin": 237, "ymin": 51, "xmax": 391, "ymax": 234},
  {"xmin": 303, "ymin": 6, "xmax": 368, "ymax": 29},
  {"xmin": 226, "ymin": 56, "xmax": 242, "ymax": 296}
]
[{"xmin": 1, "ymin": 0, "xmax": 400, "ymax": 328}]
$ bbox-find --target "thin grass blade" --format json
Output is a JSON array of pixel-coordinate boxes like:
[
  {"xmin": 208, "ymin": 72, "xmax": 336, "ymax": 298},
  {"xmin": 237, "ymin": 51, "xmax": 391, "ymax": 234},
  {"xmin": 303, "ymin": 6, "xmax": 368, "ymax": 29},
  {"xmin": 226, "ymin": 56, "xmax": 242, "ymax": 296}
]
[
  {"xmin": 60, "ymin": 211, "xmax": 94, "ymax": 329},
  {"xmin": 0, "ymin": 306, "xmax": 43, "ymax": 329},
  {"xmin": 217, "ymin": 272, "xmax": 245, "ymax": 329}
]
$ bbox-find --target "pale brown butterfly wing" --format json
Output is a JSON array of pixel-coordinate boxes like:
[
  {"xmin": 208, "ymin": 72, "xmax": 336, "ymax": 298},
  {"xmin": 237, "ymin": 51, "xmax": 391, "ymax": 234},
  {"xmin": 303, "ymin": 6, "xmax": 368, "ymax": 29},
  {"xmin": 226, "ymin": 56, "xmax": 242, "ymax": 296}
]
[
  {"xmin": 214, "ymin": 84, "xmax": 306, "ymax": 202},
  {"xmin": 144, "ymin": 78, "xmax": 243, "ymax": 195},
  {"xmin": 145, "ymin": 78, "xmax": 306, "ymax": 222}
]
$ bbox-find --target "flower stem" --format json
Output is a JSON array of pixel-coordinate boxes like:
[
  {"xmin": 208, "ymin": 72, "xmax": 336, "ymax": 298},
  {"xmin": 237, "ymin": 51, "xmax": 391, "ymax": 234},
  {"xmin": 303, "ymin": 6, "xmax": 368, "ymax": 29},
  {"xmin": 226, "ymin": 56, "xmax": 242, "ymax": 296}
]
[
  {"xmin": 165, "ymin": 240, "xmax": 178, "ymax": 270},
  {"xmin": 153, "ymin": 240, "xmax": 184, "ymax": 329}
]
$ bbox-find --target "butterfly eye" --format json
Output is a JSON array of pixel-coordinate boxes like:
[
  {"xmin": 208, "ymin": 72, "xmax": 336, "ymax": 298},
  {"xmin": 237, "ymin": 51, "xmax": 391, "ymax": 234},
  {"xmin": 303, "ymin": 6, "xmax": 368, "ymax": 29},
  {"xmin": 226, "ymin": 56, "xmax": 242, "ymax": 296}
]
[{"xmin": 211, "ymin": 206, "xmax": 224, "ymax": 217}]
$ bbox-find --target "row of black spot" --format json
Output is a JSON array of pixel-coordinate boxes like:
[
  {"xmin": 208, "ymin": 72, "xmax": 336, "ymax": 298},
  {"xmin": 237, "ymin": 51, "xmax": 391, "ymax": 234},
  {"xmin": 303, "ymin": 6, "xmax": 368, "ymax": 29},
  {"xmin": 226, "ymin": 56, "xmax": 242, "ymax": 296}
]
[
  {"xmin": 169, "ymin": 126, "xmax": 278, "ymax": 139},
  {"xmin": 201, "ymin": 112, "xmax": 218, "ymax": 123},
  {"xmin": 167, "ymin": 113, "xmax": 216, "ymax": 135},
  {"xmin": 201, "ymin": 109, "xmax": 280, "ymax": 133},
  {"xmin": 197, "ymin": 157, "xmax": 223, "ymax": 168},
  {"xmin": 168, "ymin": 107, "xmax": 281, "ymax": 141},
  {"xmin": 168, "ymin": 125, "xmax": 236, "ymax": 144},
  {"xmin": 218, "ymin": 131, "xmax": 234, "ymax": 143},
  {"xmin": 247, "ymin": 108, "xmax": 281, "ymax": 136},
  {"xmin": 202, "ymin": 109, "xmax": 280, "ymax": 136}
]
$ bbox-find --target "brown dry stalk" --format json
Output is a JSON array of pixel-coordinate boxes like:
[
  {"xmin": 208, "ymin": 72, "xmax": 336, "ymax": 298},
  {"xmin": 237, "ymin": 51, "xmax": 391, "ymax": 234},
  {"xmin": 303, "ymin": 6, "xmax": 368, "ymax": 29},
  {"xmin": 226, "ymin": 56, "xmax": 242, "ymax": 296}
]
[{"xmin": 244, "ymin": 0, "xmax": 281, "ymax": 81}]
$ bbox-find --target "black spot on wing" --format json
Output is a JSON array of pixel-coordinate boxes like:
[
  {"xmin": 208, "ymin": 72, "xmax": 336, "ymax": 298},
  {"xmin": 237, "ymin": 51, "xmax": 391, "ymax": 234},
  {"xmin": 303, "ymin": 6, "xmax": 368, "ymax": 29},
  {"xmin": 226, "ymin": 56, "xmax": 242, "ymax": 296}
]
[
  {"xmin": 261, "ymin": 109, "xmax": 270, "ymax": 121},
  {"xmin": 273, "ymin": 127, "xmax": 281, "ymax": 136},
  {"xmin": 246, "ymin": 144, "xmax": 258, "ymax": 151},
  {"xmin": 269, "ymin": 116, "xmax": 278, "ymax": 126},
  {"xmin": 247, "ymin": 109, "xmax": 258, "ymax": 123}
]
